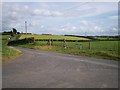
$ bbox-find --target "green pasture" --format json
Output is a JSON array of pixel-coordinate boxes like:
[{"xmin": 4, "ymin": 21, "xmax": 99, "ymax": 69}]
[
  {"xmin": 18, "ymin": 40, "xmax": 119, "ymax": 61},
  {"xmin": 32, "ymin": 41, "xmax": 118, "ymax": 50},
  {"xmin": 20, "ymin": 34, "xmax": 90, "ymax": 40},
  {"xmin": 1, "ymin": 35, "xmax": 11, "ymax": 40},
  {"xmin": 95, "ymin": 37, "xmax": 118, "ymax": 40},
  {"xmin": 2, "ymin": 34, "xmax": 119, "ymax": 61}
]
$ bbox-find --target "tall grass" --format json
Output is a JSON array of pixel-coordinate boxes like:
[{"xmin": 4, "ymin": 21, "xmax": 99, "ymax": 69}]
[
  {"xmin": 1, "ymin": 35, "xmax": 22, "ymax": 63},
  {"xmin": 2, "ymin": 45, "xmax": 22, "ymax": 62}
]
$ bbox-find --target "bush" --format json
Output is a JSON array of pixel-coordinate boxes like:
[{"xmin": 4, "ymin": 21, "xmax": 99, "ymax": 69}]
[{"xmin": 7, "ymin": 37, "xmax": 35, "ymax": 46}]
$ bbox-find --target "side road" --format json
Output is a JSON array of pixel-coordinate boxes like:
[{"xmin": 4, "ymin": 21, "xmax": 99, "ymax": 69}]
[{"xmin": 3, "ymin": 47, "xmax": 119, "ymax": 88}]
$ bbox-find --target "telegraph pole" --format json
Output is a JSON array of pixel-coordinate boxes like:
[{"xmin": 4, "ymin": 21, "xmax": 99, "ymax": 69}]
[{"xmin": 25, "ymin": 21, "xmax": 27, "ymax": 37}]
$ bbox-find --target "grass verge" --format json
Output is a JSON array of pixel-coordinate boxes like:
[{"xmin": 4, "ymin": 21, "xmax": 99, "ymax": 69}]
[
  {"xmin": 1, "ymin": 35, "xmax": 22, "ymax": 63},
  {"xmin": 18, "ymin": 43, "xmax": 119, "ymax": 61},
  {"xmin": 2, "ymin": 46, "xmax": 22, "ymax": 63},
  {"xmin": 33, "ymin": 46, "xmax": 119, "ymax": 61}
]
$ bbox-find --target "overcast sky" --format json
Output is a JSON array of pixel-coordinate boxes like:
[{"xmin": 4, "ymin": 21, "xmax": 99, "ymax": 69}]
[{"xmin": 2, "ymin": 2, "xmax": 118, "ymax": 36}]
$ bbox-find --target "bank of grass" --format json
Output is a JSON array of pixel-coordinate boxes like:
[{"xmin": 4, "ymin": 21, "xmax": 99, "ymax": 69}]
[
  {"xmin": 18, "ymin": 41, "xmax": 119, "ymax": 61},
  {"xmin": 1, "ymin": 35, "xmax": 11, "ymax": 40},
  {"xmin": 1, "ymin": 35, "xmax": 22, "ymax": 63},
  {"xmin": 20, "ymin": 34, "xmax": 90, "ymax": 40},
  {"xmin": 33, "ymin": 46, "xmax": 119, "ymax": 61},
  {"xmin": 2, "ymin": 46, "xmax": 22, "ymax": 63}
]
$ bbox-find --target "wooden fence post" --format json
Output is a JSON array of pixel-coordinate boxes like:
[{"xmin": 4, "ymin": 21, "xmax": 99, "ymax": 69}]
[
  {"xmin": 63, "ymin": 38, "xmax": 67, "ymax": 48},
  {"xmin": 89, "ymin": 41, "xmax": 91, "ymax": 49},
  {"xmin": 48, "ymin": 38, "xmax": 52, "ymax": 46},
  {"xmin": 51, "ymin": 39, "xmax": 53, "ymax": 46}
]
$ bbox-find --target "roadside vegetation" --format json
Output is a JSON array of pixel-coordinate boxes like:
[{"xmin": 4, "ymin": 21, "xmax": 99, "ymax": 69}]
[
  {"xmin": 2, "ymin": 43, "xmax": 22, "ymax": 63},
  {"xmin": 15, "ymin": 34, "xmax": 120, "ymax": 61},
  {"xmin": 1, "ymin": 29, "xmax": 22, "ymax": 63}
]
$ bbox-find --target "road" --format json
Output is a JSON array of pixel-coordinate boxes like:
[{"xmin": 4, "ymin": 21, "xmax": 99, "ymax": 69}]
[{"xmin": 3, "ymin": 47, "xmax": 119, "ymax": 88}]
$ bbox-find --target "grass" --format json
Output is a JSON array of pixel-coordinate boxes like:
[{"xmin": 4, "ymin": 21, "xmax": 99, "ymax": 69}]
[
  {"xmin": 95, "ymin": 37, "xmax": 118, "ymax": 41},
  {"xmin": 1, "ymin": 35, "xmax": 22, "ymax": 63},
  {"xmin": 18, "ymin": 40, "xmax": 119, "ymax": 61},
  {"xmin": 0, "ymin": 35, "xmax": 11, "ymax": 40},
  {"xmin": 5, "ymin": 34, "xmax": 119, "ymax": 61},
  {"xmin": 20, "ymin": 34, "xmax": 90, "ymax": 40},
  {"xmin": 2, "ymin": 45, "xmax": 22, "ymax": 63}
]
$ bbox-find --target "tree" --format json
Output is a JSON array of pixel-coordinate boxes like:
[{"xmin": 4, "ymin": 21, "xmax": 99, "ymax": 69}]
[
  {"xmin": 17, "ymin": 32, "xmax": 20, "ymax": 34},
  {"xmin": 11, "ymin": 32, "xmax": 14, "ymax": 37},
  {"xmin": 12, "ymin": 28, "xmax": 17, "ymax": 34},
  {"xmin": 10, "ymin": 30, "xmax": 14, "ymax": 37}
]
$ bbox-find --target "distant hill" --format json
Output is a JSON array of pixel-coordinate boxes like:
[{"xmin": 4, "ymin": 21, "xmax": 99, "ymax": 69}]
[{"xmin": 20, "ymin": 34, "xmax": 90, "ymax": 41}]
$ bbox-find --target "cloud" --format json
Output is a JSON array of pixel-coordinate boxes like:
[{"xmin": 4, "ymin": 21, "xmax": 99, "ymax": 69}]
[
  {"xmin": 33, "ymin": 9, "xmax": 63, "ymax": 17},
  {"xmin": 2, "ymin": 2, "xmax": 118, "ymax": 36},
  {"xmin": 62, "ymin": 2, "xmax": 117, "ymax": 18},
  {"xmin": 104, "ymin": 26, "xmax": 118, "ymax": 36},
  {"xmin": 109, "ymin": 15, "xmax": 118, "ymax": 20},
  {"xmin": 44, "ymin": 20, "xmax": 118, "ymax": 36},
  {"xmin": 40, "ymin": 25, "xmax": 44, "ymax": 28},
  {"xmin": 78, "ymin": 20, "xmax": 104, "ymax": 35},
  {"xmin": 39, "ymin": 21, "xmax": 105, "ymax": 35},
  {"xmin": 24, "ymin": 5, "xmax": 29, "ymax": 9},
  {"xmin": 2, "ymin": 3, "xmax": 30, "ymax": 31}
]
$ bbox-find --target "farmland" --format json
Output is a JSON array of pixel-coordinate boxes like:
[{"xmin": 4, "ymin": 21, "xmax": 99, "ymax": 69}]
[
  {"xmin": 1, "ymin": 34, "xmax": 119, "ymax": 61},
  {"xmin": 17, "ymin": 34, "xmax": 119, "ymax": 61},
  {"xmin": 20, "ymin": 34, "xmax": 90, "ymax": 41},
  {"xmin": 1, "ymin": 35, "xmax": 11, "ymax": 40}
]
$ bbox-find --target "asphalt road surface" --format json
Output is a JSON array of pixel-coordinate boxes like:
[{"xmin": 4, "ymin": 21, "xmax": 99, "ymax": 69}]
[{"xmin": 3, "ymin": 47, "xmax": 119, "ymax": 88}]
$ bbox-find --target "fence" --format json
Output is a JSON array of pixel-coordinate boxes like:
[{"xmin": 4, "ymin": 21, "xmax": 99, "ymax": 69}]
[
  {"xmin": 34, "ymin": 40, "xmax": 118, "ymax": 51},
  {"xmin": 7, "ymin": 37, "xmax": 118, "ymax": 52}
]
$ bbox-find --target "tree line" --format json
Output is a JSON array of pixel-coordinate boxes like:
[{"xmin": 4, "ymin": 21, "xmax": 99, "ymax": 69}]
[{"xmin": 2, "ymin": 28, "xmax": 20, "ymax": 36}]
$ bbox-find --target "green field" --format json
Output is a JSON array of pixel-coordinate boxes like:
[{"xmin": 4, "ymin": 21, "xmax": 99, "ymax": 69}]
[
  {"xmin": 18, "ymin": 40, "xmax": 119, "ymax": 61},
  {"xmin": 1, "ymin": 35, "xmax": 11, "ymax": 40},
  {"xmin": 20, "ymin": 34, "xmax": 90, "ymax": 40},
  {"xmin": 95, "ymin": 37, "xmax": 119, "ymax": 41},
  {"xmin": 2, "ymin": 34, "xmax": 119, "ymax": 61}
]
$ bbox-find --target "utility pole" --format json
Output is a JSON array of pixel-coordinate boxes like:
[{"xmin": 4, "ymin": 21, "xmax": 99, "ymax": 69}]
[{"xmin": 25, "ymin": 21, "xmax": 27, "ymax": 37}]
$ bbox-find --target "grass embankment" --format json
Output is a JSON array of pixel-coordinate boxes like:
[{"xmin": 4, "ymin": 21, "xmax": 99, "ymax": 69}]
[
  {"xmin": 1, "ymin": 35, "xmax": 22, "ymax": 63},
  {"xmin": 20, "ymin": 34, "xmax": 90, "ymax": 40}
]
